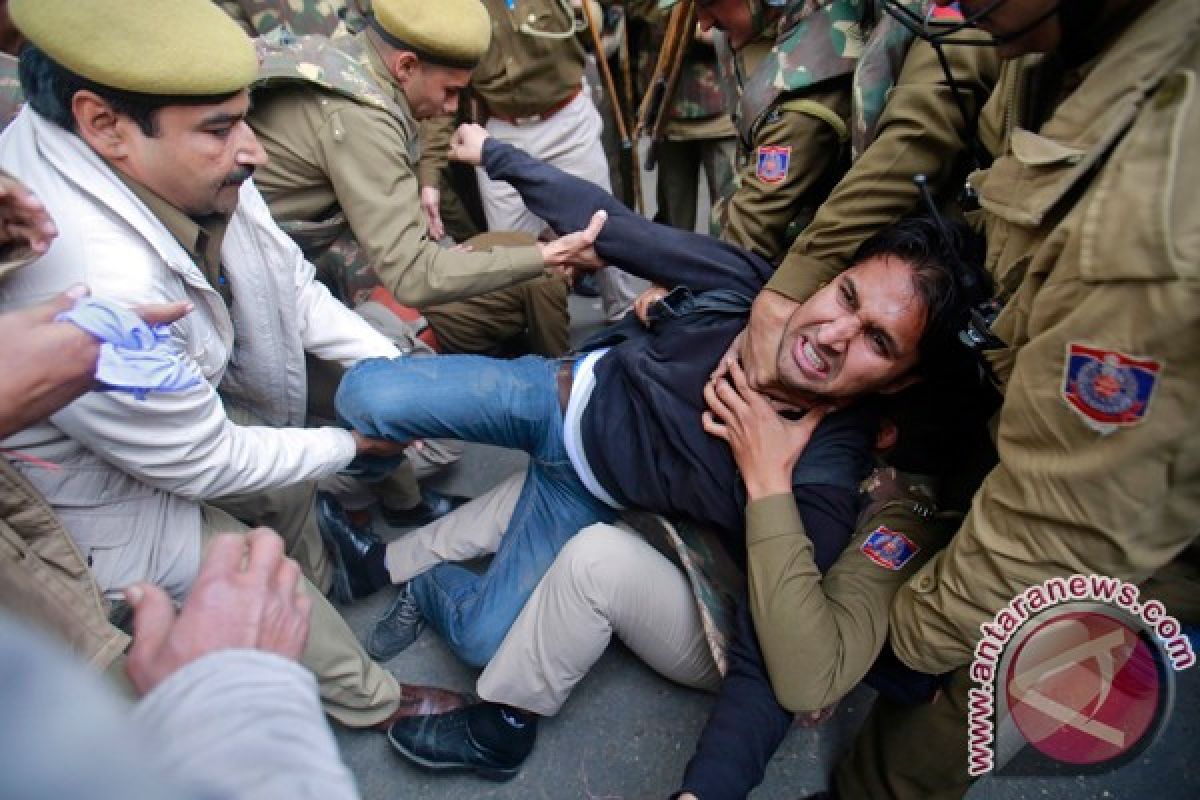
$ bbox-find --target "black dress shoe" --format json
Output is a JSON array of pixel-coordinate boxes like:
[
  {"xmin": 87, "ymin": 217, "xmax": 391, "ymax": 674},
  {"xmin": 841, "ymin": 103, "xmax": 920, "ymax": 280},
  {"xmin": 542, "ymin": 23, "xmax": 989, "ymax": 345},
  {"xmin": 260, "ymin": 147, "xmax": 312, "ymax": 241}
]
[
  {"xmin": 572, "ymin": 271, "xmax": 601, "ymax": 298},
  {"xmin": 316, "ymin": 492, "xmax": 386, "ymax": 604},
  {"xmin": 380, "ymin": 488, "xmax": 470, "ymax": 528},
  {"xmin": 387, "ymin": 703, "xmax": 534, "ymax": 782}
]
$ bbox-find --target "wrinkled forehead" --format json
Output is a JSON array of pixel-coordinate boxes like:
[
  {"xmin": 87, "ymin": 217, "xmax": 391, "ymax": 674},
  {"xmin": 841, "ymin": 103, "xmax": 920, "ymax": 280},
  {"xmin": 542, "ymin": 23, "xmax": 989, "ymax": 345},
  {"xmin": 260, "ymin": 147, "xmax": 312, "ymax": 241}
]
[{"xmin": 843, "ymin": 254, "xmax": 930, "ymax": 341}]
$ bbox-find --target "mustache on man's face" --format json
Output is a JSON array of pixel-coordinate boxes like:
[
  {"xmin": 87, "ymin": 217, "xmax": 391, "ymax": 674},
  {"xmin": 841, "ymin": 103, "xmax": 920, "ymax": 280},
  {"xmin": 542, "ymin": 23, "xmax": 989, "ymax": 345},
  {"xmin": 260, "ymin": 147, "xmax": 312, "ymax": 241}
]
[{"xmin": 221, "ymin": 166, "xmax": 255, "ymax": 187}]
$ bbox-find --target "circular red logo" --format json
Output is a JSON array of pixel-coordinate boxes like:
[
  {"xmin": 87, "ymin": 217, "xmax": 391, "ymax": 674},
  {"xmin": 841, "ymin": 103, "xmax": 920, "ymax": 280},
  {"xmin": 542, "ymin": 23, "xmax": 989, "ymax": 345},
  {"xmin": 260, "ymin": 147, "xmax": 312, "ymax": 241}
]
[{"xmin": 1004, "ymin": 609, "xmax": 1164, "ymax": 767}]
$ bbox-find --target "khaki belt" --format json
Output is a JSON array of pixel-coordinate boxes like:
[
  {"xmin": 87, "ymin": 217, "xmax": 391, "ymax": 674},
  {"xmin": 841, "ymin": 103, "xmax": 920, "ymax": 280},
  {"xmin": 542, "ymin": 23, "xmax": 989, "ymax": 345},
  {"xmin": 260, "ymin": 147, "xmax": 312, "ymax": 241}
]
[{"xmin": 489, "ymin": 86, "xmax": 582, "ymax": 126}]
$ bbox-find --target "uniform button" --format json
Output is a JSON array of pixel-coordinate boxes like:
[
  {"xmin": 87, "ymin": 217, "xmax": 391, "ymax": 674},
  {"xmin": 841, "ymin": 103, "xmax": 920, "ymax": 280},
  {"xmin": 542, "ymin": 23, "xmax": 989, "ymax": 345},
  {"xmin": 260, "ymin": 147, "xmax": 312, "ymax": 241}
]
[{"xmin": 917, "ymin": 575, "xmax": 934, "ymax": 591}]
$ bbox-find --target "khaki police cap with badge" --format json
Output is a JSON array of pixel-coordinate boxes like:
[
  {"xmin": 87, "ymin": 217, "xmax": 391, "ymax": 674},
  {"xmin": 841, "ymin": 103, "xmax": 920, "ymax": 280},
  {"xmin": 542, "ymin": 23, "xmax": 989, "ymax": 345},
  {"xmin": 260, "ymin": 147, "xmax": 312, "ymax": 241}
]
[
  {"xmin": 9, "ymin": 0, "xmax": 257, "ymax": 96},
  {"xmin": 369, "ymin": 0, "xmax": 492, "ymax": 69}
]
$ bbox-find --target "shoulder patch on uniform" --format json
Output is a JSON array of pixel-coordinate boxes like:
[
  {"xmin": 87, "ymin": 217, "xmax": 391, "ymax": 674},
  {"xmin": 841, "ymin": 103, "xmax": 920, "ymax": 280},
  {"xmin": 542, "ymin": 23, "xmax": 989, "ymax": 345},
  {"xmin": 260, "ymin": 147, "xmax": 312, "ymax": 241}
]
[
  {"xmin": 755, "ymin": 145, "xmax": 791, "ymax": 184},
  {"xmin": 1062, "ymin": 343, "xmax": 1162, "ymax": 435},
  {"xmin": 861, "ymin": 526, "xmax": 918, "ymax": 571}
]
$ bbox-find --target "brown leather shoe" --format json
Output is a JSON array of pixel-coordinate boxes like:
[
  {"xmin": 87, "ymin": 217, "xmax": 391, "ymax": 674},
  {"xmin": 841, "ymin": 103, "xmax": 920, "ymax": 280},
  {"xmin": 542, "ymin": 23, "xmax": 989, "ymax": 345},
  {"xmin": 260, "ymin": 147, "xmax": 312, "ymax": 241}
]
[{"xmin": 373, "ymin": 684, "xmax": 473, "ymax": 730}]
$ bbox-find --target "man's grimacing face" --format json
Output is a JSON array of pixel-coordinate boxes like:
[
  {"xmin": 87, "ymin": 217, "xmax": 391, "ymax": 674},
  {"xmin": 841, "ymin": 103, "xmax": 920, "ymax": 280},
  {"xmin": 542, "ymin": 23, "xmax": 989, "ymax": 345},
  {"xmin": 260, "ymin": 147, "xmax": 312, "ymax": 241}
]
[{"xmin": 775, "ymin": 255, "xmax": 929, "ymax": 404}]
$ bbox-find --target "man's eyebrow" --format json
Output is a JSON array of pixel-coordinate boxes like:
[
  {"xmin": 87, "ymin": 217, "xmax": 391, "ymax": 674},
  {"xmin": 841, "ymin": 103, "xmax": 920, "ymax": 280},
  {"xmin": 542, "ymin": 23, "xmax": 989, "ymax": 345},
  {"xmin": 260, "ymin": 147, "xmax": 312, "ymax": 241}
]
[
  {"xmin": 197, "ymin": 110, "xmax": 246, "ymax": 128},
  {"xmin": 841, "ymin": 275, "xmax": 860, "ymax": 308}
]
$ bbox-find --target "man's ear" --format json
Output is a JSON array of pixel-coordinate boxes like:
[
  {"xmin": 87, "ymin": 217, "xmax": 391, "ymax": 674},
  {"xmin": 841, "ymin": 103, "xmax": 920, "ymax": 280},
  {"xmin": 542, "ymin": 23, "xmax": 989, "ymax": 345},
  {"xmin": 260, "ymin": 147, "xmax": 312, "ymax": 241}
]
[
  {"xmin": 385, "ymin": 49, "xmax": 420, "ymax": 87},
  {"xmin": 71, "ymin": 90, "xmax": 130, "ymax": 162}
]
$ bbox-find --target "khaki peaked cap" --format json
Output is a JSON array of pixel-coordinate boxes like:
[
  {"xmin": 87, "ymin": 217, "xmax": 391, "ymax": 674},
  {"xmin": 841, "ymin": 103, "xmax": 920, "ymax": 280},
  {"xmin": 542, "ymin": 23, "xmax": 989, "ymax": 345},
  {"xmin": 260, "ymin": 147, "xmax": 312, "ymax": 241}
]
[
  {"xmin": 9, "ymin": 0, "xmax": 257, "ymax": 95},
  {"xmin": 371, "ymin": 0, "xmax": 492, "ymax": 69}
]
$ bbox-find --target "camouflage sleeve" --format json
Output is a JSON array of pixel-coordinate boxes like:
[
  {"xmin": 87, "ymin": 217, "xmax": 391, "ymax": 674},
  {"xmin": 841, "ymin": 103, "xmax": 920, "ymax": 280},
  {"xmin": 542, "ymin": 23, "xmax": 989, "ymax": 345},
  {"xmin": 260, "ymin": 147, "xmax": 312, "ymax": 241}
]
[
  {"xmin": 767, "ymin": 39, "xmax": 1000, "ymax": 303},
  {"xmin": 312, "ymin": 102, "xmax": 545, "ymax": 307},
  {"xmin": 719, "ymin": 81, "xmax": 851, "ymax": 265},
  {"xmin": 746, "ymin": 487, "xmax": 954, "ymax": 713},
  {"xmin": 214, "ymin": 1, "xmax": 257, "ymax": 36},
  {"xmin": 417, "ymin": 115, "xmax": 454, "ymax": 190}
]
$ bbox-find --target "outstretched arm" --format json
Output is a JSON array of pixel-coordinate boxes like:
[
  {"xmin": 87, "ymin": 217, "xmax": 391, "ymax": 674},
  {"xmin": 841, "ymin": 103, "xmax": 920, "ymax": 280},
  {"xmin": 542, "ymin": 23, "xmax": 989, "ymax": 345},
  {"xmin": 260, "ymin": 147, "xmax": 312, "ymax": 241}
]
[{"xmin": 455, "ymin": 125, "xmax": 773, "ymax": 295}]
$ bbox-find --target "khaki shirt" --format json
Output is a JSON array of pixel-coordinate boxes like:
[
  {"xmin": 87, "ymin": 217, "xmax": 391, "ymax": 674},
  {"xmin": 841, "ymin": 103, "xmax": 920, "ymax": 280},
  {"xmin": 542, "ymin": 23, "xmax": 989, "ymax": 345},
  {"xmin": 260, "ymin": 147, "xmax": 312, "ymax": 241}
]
[
  {"xmin": 767, "ymin": 38, "xmax": 1000, "ymax": 302},
  {"xmin": 746, "ymin": 475, "xmax": 953, "ymax": 713},
  {"xmin": 889, "ymin": 0, "xmax": 1200, "ymax": 674},
  {"xmin": 720, "ymin": 81, "xmax": 851, "ymax": 264},
  {"xmin": 249, "ymin": 37, "xmax": 545, "ymax": 308},
  {"xmin": 473, "ymin": 0, "xmax": 586, "ymax": 119}
]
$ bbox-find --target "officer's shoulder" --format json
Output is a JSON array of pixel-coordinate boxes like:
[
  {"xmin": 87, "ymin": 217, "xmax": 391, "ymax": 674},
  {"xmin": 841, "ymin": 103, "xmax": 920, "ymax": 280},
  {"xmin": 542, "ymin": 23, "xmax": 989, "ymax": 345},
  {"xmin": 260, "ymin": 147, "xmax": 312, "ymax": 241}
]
[{"xmin": 1082, "ymin": 43, "xmax": 1200, "ymax": 284}]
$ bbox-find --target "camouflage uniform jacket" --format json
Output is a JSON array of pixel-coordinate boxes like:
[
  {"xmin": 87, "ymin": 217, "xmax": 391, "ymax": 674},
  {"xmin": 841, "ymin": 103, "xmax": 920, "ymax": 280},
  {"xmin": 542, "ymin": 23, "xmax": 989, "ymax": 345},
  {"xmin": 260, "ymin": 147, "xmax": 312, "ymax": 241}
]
[{"xmin": 216, "ymin": 0, "xmax": 368, "ymax": 37}]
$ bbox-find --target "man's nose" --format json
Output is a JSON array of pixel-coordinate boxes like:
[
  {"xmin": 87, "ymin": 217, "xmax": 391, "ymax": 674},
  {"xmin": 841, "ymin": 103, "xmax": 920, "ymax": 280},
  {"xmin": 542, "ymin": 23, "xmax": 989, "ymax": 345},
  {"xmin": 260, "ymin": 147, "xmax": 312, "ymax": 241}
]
[
  {"xmin": 816, "ymin": 315, "xmax": 861, "ymax": 351},
  {"xmin": 237, "ymin": 124, "xmax": 268, "ymax": 168}
]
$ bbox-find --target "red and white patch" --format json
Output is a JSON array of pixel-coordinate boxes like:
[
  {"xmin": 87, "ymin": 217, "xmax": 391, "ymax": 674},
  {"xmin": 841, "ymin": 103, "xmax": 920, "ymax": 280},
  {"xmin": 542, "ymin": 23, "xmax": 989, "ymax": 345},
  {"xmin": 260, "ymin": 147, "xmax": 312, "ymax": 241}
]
[{"xmin": 1061, "ymin": 344, "xmax": 1162, "ymax": 435}]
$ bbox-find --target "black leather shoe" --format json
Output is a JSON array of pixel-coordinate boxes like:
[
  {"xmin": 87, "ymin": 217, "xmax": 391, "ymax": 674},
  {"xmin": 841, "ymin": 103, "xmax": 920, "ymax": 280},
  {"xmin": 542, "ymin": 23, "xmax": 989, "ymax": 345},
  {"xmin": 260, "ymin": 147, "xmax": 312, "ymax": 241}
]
[
  {"xmin": 571, "ymin": 271, "xmax": 601, "ymax": 298},
  {"xmin": 316, "ymin": 491, "xmax": 385, "ymax": 604},
  {"xmin": 387, "ymin": 703, "xmax": 533, "ymax": 782},
  {"xmin": 380, "ymin": 488, "xmax": 470, "ymax": 529}
]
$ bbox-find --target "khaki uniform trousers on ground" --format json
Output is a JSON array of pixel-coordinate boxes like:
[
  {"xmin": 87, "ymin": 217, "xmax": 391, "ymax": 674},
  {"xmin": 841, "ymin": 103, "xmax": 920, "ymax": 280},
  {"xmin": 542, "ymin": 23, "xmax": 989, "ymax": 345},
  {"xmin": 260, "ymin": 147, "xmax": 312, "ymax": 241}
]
[
  {"xmin": 476, "ymin": 90, "xmax": 649, "ymax": 321},
  {"xmin": 423, "ymin": 232, "xmax": 571, "ymax": 357},
  {"xmin": 200, "ymin": 502, "xmax": 400, "ymax": 727},
  {"xmin": 384, "ymin": 473, "xmax": 721, "ymax": 715},
  {"xmin": 655, "ymin": 132, "xmax": 737, "ymax": 234}
]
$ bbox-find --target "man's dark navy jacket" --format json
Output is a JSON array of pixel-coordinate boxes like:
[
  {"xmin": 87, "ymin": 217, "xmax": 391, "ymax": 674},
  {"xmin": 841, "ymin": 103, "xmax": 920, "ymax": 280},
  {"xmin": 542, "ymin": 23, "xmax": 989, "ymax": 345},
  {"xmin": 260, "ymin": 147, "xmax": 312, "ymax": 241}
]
[{"xmin": 483, "ymin": 139, "xmax": 878, "ymax": 570}]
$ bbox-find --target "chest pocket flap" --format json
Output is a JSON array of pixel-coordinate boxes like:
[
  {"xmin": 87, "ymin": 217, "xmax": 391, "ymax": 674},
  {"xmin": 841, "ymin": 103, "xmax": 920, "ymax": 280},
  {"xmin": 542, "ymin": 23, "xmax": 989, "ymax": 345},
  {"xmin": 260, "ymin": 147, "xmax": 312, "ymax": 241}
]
[{"xmin": 1081, "ymin": 68, "xmax": 1199, "ymax": 283}]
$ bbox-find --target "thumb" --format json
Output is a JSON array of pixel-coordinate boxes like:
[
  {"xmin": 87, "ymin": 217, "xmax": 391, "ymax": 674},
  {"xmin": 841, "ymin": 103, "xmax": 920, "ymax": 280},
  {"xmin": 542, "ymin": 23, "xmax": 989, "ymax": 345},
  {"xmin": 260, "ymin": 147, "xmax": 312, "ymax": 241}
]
[
  {"xmin": 585, "ymin": 209, "xmax": 607, "ymax": 240},
  {"xmin": 126, "ymin": 582, "xmax": 175, "ymax": 659},
  {"xmin": 27, "ymin": 284, "xmax": 88, "ymax": 323}
]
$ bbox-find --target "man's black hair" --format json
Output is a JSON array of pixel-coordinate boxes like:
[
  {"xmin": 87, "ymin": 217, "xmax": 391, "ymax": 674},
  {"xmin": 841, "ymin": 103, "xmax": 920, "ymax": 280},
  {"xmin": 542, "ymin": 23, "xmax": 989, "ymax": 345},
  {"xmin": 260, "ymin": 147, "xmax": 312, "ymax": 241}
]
[
  {"xmin": 851, "ymin": 213, "xmax": 991, "ymax": 383},
  {"xmin": 18, "ymin": 45, "xmax": 239, "ymax": 137}
]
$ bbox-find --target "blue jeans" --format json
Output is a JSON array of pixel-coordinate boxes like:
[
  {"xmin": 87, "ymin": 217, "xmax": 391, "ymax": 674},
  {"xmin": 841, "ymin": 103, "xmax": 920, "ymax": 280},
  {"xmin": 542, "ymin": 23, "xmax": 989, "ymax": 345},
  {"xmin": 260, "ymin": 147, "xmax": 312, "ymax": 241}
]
[{"xmin": 337, "ymin": 355, "xmax": 616, "ymax": 667}]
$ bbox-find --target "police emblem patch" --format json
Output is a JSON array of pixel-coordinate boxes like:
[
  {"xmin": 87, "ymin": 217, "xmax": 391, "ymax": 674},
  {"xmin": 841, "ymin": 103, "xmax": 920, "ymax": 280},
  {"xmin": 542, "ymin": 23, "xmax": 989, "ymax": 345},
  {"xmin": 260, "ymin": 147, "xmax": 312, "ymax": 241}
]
[
  {"xmin": 861, "ymin": 526, "xmax": 918, "ymax": 571},
  {"xmin": 1062, "ymin": 344, "xmax": 1161, "ymax": 434},
  {"xmin": 755, "ymin": 145, "xmax": 791, "ymax": 184}
]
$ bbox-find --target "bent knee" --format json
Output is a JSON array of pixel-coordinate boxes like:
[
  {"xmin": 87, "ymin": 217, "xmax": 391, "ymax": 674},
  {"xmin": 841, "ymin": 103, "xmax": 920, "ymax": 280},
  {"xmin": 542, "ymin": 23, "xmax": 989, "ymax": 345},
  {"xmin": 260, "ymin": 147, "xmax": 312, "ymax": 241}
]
[{"xmin": 554, "ymin": 523, "xmax": 651, "ymax": 602}]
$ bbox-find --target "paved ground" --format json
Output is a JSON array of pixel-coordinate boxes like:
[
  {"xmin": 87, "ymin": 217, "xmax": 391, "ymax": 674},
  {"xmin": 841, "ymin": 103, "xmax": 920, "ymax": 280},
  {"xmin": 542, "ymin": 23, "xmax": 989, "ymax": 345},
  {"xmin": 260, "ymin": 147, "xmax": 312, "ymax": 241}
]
[{"xmin": 332, "ymin": 161, "xmax": 1198, "ymax": 799}]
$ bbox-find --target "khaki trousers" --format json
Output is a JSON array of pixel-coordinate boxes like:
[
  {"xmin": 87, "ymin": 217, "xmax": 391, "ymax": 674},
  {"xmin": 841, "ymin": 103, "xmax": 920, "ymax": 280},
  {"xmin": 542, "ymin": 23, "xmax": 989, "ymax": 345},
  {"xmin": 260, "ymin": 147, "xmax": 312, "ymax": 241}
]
[
  {"xmin": 384, "ymin": 475, "xmax": 720, "ymax": 716},
  {"xmin": 200, "ymin": 503, "xmax": 400, "ymax": 728},
  {"xmin": 424, "ymin": 273, "xmax": 570, "ymax": 358}
]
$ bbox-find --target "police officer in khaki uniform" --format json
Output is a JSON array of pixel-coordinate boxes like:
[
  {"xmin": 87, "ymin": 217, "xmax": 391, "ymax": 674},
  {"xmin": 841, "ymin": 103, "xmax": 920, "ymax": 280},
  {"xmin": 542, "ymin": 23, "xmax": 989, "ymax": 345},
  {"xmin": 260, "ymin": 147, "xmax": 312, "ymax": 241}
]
[
  {"xmin": 472, "ymin": 0, "xmax": 648, "ymax": 321},
  {"xmin": 679, "ymin": 0, "xmax": 858, "ymax": 264},
  {"xmin": 247, "ymin": 0, "xmax": 577, "ymax": 359},
  {"xmin": 733, "ymin": 0, "xmax": 1199, "ymax": 796},
  {"xmin": 629, "ymin": 0, "xmax": 737, "ymax": 233}
]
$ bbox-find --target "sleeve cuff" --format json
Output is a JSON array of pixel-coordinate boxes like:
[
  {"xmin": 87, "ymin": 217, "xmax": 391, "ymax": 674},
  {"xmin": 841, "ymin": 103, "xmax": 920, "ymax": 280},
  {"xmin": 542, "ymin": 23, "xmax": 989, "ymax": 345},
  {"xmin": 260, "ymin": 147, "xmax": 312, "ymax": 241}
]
[
  {"xmin": 765, "ymin": 253, "xmax": 833, "ymax": 302},
  {"xmin": 745, "ymin": 493, "xmax": 807, "ymax": 545}
]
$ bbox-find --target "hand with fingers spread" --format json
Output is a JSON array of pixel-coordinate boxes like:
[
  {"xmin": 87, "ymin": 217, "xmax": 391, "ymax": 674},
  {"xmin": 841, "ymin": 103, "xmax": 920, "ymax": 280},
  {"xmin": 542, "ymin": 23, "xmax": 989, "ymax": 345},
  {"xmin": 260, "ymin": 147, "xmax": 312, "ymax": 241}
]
[
  {"xmin": 710, "ymin": 290, "xmax": 802, "ymax": 402},
  {"xmin": 537, "ymin": 209, "xmax": 607, "ymax": 271},
  {"xmin": 702, "ymin": 359, "xmax": 830, "ymax": 502},
  {"xmin": 124, "ymin": 529, "xmax": 312, "ymax": 695}
]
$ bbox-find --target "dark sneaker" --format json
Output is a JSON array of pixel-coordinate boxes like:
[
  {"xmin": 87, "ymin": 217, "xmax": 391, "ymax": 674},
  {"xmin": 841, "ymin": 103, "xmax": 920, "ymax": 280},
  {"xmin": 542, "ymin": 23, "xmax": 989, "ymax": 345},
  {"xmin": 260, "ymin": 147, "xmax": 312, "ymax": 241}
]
[
  {"xmin": 367, "ymin": 582, "xmax": 425, "ymax": 660},
  {"xmin": 379, "ymin": 488, "xmax": 470, "ymax": 529},
  {"xmin": 387, "ymin": 704, "xmax": 534, "ymax": 782}
]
